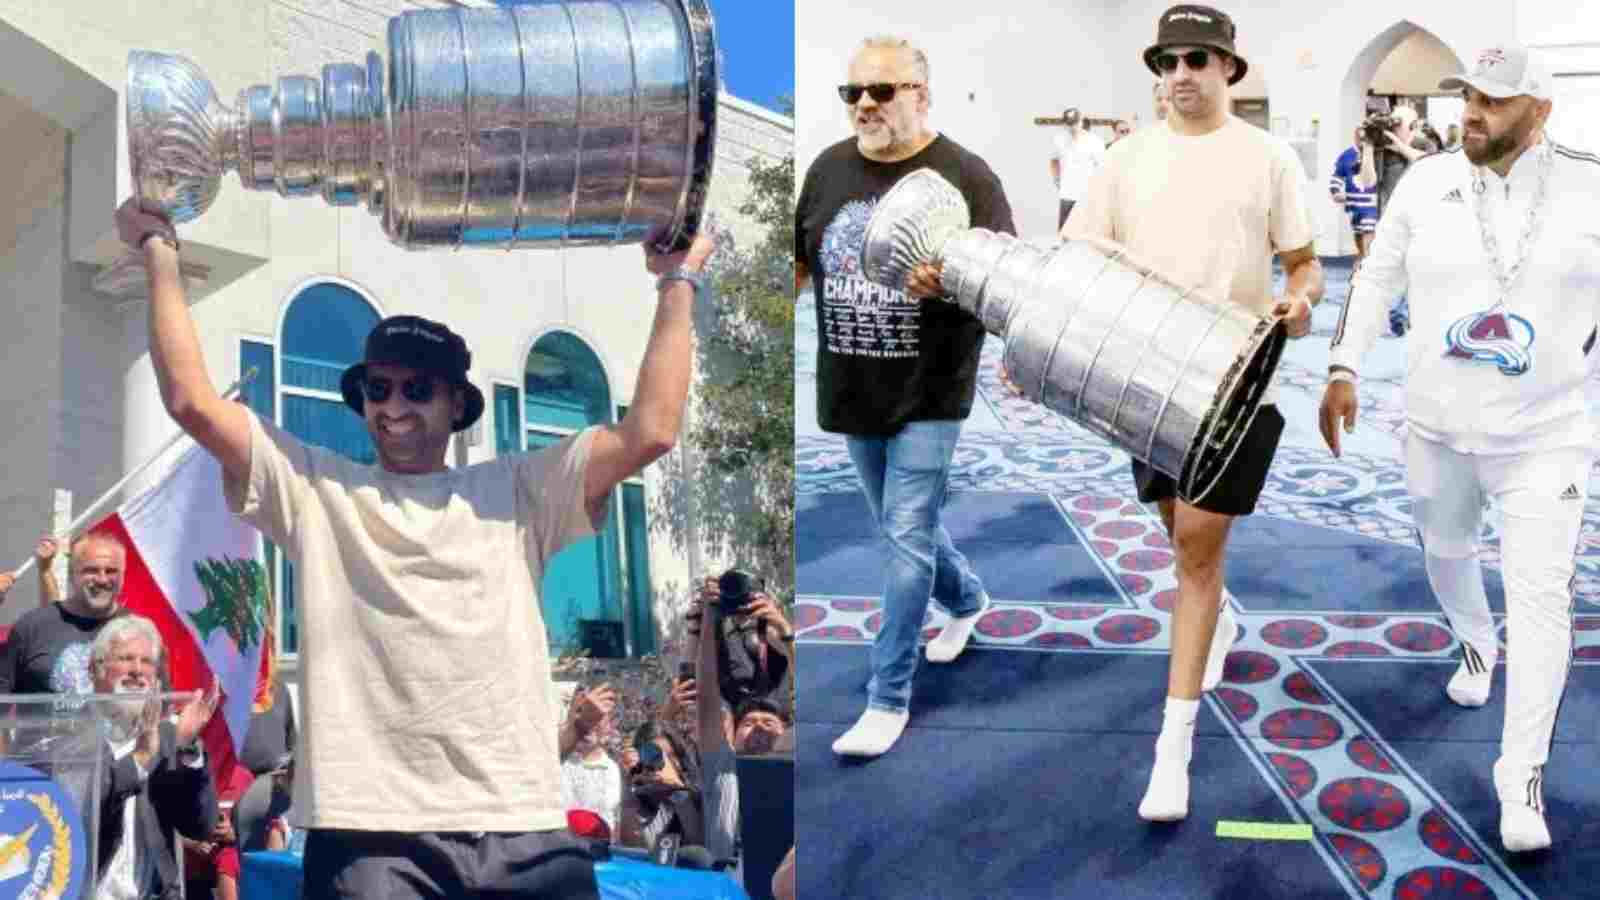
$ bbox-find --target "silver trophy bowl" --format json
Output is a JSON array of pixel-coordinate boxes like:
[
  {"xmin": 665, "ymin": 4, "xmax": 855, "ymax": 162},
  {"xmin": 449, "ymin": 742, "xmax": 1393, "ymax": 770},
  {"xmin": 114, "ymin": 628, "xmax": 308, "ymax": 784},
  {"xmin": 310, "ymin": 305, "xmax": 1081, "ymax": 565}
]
[
  {"xmin": 861, "ymin": 169, "xmax": 1285, "ymax": 504},
  {"xmin": 121, "ymin": 0, "xmax": 716, "ymax": 255}
]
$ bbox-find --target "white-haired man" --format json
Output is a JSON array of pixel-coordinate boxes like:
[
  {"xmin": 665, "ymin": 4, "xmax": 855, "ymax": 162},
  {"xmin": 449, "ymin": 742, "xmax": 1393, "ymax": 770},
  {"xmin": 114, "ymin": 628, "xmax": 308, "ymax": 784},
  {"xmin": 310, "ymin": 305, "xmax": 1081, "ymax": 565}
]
[
  {"xmin": 88, "ymin": 614, "xmax": 220, "ymax": 899},
  {"xmin": 796, "ymin": 34, "xmax": 1016, "ymax": 757},
  {"xmin": 1322, "ymin": 45, "xmax": 1600, "ymax": 853}
]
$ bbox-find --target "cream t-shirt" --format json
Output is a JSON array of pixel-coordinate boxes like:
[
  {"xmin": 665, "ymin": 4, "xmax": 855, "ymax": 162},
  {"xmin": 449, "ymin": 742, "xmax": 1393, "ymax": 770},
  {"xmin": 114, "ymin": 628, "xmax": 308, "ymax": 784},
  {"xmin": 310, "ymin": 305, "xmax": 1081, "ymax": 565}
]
[
  {"xmin": 226, "ymin": 411, "xmax": 598, "ymax": 832},
  {"xmin": 1065, "ymin": 114, "xmax": 1315, "ymax": 320}
]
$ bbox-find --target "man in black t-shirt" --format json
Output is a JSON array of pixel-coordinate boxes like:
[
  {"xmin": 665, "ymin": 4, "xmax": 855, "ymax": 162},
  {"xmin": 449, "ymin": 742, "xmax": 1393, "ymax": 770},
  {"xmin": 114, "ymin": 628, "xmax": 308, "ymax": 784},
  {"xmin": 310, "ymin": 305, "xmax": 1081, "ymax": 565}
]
[
  {"xmin": 796, "ymin": 35, "xmax": 1015, "ymax": 758},
  {"xmin": 0, "ymin": 530, "xmax": 130, "ymax": 698}
]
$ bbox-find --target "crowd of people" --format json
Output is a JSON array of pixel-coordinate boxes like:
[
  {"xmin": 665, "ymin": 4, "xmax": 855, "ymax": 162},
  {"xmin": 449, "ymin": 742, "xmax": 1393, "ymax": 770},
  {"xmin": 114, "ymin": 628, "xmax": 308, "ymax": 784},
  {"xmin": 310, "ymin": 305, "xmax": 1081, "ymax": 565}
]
[{"xmin": 557, "ymin": 569, "xmax": 795, "ymax": 893}]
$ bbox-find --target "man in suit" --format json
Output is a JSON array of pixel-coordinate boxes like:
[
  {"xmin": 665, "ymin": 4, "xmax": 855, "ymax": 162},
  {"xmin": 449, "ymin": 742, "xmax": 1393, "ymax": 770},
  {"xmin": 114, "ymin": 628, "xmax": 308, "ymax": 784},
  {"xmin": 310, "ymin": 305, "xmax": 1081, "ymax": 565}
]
[{"xmin": 88, "ymin": 614, "xmax": 219, "ymax": 899}]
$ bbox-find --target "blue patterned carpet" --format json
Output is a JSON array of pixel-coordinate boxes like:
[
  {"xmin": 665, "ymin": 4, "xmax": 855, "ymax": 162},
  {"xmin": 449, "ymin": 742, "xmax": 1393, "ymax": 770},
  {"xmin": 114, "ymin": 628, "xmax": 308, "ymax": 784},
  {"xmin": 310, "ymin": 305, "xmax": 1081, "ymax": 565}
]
[{"xmin": 795, "ymin": 258, "xmax": 1600, "ymax": 900}]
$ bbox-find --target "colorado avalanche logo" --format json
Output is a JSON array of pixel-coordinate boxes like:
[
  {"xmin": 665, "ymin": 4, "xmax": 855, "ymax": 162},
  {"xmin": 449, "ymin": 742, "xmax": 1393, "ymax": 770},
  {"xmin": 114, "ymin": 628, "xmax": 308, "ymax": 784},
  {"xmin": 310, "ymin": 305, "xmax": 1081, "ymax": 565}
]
[
  {"xmin": 820, "ymin": 199, "xmax": 876, "ymax": 279},
  {"xmin": 1443, "ymin": 309, "xmax": 1534, "ymax": 376}
]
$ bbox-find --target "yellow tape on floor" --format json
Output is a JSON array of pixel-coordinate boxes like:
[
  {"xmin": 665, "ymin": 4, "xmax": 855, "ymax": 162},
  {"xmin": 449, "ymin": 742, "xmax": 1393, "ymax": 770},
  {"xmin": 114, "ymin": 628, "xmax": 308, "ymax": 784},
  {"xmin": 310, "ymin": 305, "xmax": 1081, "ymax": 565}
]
[{"xmin": 1215, "ymin": 820, "xmax": 1314, "ymax": 841}]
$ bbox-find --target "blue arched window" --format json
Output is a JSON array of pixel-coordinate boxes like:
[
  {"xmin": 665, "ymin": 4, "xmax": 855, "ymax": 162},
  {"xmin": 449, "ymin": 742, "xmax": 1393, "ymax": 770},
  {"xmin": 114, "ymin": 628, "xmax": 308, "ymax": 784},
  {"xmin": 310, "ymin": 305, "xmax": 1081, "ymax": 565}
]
[
  {"xmin": 257, "ymin": 280, "xmax": 381, "ymax": 654},
  {"xmin": 502, "ymin": 332, "xmax": 656, "ymax": 658}
]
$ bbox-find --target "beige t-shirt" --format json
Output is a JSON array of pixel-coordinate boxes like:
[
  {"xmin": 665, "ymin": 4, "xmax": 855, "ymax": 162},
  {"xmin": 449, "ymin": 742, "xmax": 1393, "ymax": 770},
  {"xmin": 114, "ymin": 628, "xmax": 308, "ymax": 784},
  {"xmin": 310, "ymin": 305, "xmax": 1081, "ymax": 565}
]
[
  {"xmin": 1065, "ymin": 114, "xmax": 1315, "ymax": 320},
  {"xmin": 226, "ymin": 411, "xmax": 598, "ymax": 832}
]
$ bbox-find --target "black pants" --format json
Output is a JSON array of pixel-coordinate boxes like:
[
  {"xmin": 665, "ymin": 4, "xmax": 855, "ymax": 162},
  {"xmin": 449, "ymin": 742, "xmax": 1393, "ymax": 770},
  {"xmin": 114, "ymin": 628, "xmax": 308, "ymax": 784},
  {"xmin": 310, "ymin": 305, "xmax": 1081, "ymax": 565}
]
[
  {"xmin": 302, "ymin": 829, "xmax": 600, "ymax": 899},
  {"xmin": 1058, "ymin": 199, "xmax": 1076, "ymax": 230}
]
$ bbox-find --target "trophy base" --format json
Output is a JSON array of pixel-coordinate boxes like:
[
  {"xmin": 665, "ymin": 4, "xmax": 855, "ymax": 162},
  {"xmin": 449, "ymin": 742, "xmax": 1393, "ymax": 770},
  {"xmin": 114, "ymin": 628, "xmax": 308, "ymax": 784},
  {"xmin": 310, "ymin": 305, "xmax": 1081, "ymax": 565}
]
[{"xmin": 92, "ymin": 250, "xmax": 212, "ymax": 299}]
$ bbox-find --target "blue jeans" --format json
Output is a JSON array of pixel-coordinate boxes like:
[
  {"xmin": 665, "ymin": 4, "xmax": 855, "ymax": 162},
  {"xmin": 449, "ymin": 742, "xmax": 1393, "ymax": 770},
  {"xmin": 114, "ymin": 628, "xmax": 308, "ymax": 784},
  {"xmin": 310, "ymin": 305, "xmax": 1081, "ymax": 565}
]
[{"xmin": 846, "ymin": 420, "xmax": 986, "ymax": 713}]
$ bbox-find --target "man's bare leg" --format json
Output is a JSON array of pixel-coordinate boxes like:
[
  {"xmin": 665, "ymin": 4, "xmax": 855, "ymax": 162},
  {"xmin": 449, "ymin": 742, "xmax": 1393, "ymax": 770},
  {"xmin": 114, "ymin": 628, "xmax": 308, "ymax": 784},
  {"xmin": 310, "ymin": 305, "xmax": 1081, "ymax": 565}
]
[
  {"xmin": 1154, "ymin": 498, "xmax": 1236, "ymax": 691},
  {"xmin": 1140, "ymin": 501, "xmax": 1234, "ymax": 821}
]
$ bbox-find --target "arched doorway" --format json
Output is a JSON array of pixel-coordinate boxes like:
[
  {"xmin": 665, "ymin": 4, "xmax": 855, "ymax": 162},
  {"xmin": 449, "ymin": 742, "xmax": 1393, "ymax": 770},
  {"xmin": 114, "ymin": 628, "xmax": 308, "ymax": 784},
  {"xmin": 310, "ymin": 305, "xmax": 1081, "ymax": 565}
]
[
  {"xmin": 511, "ymin": 331, "xmax": 657, "ymax": 659},
  {"xmin": 1342, "ymin": 22, "xmax": 1466, "ymax": 148}
]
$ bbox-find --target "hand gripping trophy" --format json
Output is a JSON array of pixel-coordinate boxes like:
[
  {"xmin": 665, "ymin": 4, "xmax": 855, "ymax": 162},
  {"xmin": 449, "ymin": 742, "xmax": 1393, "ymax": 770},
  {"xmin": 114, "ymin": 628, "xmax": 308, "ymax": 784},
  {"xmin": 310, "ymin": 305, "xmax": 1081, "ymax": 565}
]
[
  {"xmin": 98, "ymin": 0, "xmax": 717, "ymax": 294},
  {"xmin": 860, "ymin": 168, "xmax": 1287, "ymax": 504}
]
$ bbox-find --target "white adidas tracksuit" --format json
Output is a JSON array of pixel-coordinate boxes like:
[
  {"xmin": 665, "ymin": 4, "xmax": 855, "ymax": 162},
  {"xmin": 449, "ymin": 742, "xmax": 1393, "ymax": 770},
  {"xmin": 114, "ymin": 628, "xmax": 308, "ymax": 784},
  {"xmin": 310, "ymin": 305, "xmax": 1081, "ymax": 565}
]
[{"xmin": 1330, "ymin": 138, "xmax": 1600, "ymax": 810}]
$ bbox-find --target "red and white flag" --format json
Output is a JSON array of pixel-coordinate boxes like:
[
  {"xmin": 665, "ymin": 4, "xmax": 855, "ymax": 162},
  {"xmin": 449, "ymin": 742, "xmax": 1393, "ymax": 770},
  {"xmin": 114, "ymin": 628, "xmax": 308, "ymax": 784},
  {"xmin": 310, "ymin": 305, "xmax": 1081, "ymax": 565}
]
[{"xmin": 94, "ymin": 441, "xmax": 267, "ymax": 784}]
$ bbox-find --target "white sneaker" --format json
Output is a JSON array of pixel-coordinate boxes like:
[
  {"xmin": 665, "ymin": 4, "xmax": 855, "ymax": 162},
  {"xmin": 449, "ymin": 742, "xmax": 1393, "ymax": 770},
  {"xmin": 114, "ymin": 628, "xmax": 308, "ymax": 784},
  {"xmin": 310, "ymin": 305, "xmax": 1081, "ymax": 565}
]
[
  {"xmin": 926, "ymin": 593, "xmax": 991, "ymax": 663},
  {"xmin": 831, "ymin": 707, "xmax": 910, "ymax": 758},
  {"xmin": 1201, "ymin": 597, "xmax": 1237, "ymax": 692},
  {"xmin": 1445, "ymin": 660, "xmax": 1492, "ymax": 708},
  {"xmin": 1494, "ymin": 761, "xmax": 1552, "ymax": 852}
]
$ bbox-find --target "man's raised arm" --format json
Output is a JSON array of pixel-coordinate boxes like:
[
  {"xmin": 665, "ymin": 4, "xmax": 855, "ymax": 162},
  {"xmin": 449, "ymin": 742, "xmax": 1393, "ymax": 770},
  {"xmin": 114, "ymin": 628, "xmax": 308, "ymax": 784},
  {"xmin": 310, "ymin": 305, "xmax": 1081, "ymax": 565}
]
[
  {"xmin": 582, "ymin": 233, "xmax": 716, "ymax": 521},
  {"xmin": 116, "ymin": 200, "xmax": 252, "ymax": 484}
]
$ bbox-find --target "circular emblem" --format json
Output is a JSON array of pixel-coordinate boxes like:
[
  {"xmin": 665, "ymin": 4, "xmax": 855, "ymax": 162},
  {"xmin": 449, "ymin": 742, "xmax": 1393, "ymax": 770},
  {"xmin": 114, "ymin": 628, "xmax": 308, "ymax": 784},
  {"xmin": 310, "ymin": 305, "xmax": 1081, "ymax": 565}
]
[
  {"xmin": 1116, "ymin": 550, "xmax": 1173, "ymax": 572},
  {"xmin": 793, "ymin": 604, "xmax": 826, "ymax": 630},
  {"xmin": 1117, "ymin": 574, "xmax": 1153, "ymax": 597},
  {"xmin": 1266, "ymin": 752, "xmax": 1317, "ymax": 798},
  {"xmin": 1326, "ymin": 615, "xmax": 1387, "ymax": 629},
  {"xmin": 1028, "ymin": 632, "xmax": 1091, "ymax": 650},
  {"xmin": 1261, "ymin": 708, "xmax": 1343, "ymax": 751},
  {"xmin": 1347, "ymin": 736, "xmax": 1397, "ymax": 774},
  {"xmin": 864, "ymin": 612, "xmax": 883, "ymax": 634},
  {"xmin": 0, "ymin": 760, "xmax": 89, "ymax": 900},
  {"xmin": 1261, "ymin": 619, "xmax": 1329, "ymax": 650},
  {"xmin": 976, "ymin": 609, "xmax": 1042, "ymax": 639},
  {"xmin": 1392, "ymin": 865, "xmax": 1492, "ymax": 898},
  {"xmin": 1384, "ymin": 621, "xmax": 1454, "ymax": 653},
  {"xmin": 1419, "ymin": 809, "xmax": 1483, "ymax": 865},
  {"xmin": 1214, "ymin": 688, "xmax": 1258, "ymax": 723},
  {"xmin": 1318, "ymin": 777, "xmax": 1411, "ymax": 832},
  {"xmin": 807, "ymin": 625, "xmax": 864, "ymax": 641},
  {"xmin": 1325, "ymin": 640, "xmax": 1391, "ymax": 658},
  {"xmin": 1093, "ymin": 521, "xmax": 1146, "ymax": 540},
  {"xmin": 1094, "ymin": 614, "xmax": 1161, "ymax": 645},
  {"xmin": 1328, "ymin": 833, "xmax": 1387, "ymax": 891},
  {"xmin": 1223, "ymin": 650, "xmax": 1280, "ymax": 685},
  {"xmin": 1046, "ymin": 606, "xmax": 1105, "ymax": 622},
  {"xmin": 1282, "ymin": 672, "xmax": 1329, "ymax": 705}
]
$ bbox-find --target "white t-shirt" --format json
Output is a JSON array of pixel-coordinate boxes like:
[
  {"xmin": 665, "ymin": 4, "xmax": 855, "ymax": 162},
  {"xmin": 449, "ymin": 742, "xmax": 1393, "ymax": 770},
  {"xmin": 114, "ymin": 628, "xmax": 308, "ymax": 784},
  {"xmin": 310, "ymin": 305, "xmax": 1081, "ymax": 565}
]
[
  {"xmin": 226, "ymin": 411, "xmax": 598, "ymax": 832},
  {"xmin": 560, "ymin": 751, "xmax": 623, "ymax": 835},
  {"xmin": 1053, "ymin": 128, "xmax": 1106, "ymax": 202},
  {"xmin": 1066, "ymin": 114, "xmax": 1316, "ymax": 403},
  {"xmin": 1330, "ymin": 141, "xmax": 1600, "ymax": 454}
]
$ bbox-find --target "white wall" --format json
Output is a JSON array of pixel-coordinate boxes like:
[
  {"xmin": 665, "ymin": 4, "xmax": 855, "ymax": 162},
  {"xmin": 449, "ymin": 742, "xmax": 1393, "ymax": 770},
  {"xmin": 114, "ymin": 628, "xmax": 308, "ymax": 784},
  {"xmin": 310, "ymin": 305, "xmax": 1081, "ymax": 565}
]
[{"xmin": 797, "ymin": 1, "xmax": 1122, "ymax": 243}]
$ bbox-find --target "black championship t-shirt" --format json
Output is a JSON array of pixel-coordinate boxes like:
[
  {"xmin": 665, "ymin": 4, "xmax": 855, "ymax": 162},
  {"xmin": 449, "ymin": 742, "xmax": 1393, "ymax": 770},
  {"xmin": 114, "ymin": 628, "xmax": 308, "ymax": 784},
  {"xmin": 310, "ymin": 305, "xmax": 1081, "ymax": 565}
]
[
  {"xmin": 796, "ymin": 134, "xmax": 1016, "ymax": 436},
  {"xmin": 0, "ymin": 603, "xmax": 127, "ymax": 695}
]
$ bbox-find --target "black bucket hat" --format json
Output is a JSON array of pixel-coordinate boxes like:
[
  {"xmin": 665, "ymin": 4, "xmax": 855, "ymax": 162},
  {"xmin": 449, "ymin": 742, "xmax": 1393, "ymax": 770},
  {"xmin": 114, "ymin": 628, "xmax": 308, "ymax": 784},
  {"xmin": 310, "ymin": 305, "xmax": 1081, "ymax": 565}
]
[
  {"xmin": 1143, "ymin": 4, "xmax": 1248, "ymax": 86},
  {"xmin": 339, "ymin": 315, "xmax": 485, "ymax": 432}
]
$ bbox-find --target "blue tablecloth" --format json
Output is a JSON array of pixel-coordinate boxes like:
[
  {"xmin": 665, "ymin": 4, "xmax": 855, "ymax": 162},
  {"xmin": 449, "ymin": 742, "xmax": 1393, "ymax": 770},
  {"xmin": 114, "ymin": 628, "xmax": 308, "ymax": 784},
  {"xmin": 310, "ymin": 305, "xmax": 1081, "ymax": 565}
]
[{"xmin": 240, "ymin": 850, "xmax": 750, "ymax": 900}]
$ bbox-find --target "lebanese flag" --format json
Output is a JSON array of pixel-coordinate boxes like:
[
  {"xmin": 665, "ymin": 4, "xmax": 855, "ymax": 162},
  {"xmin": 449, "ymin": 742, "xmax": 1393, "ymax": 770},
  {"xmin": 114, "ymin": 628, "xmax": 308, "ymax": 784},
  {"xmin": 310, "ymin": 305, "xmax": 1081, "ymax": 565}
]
[{"xmin": 94, "ymin": 440, "xmax": 267, "ymax": 787}]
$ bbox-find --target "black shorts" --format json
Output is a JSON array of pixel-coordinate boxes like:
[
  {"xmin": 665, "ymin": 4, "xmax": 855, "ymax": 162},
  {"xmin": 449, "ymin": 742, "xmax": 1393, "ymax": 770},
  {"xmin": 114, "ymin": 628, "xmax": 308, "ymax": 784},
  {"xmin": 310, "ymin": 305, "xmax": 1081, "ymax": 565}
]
[
  {"xmin": 302, "ymin": 828, "xmax": 600, "ymax": 900},
  {"xmin": 1132, "ymin": 405, "xmax": 1284, "ymax": 517},
  {"xmin": 1058, "ymin": 199, "xmax": 1076, "ymax": 230}
]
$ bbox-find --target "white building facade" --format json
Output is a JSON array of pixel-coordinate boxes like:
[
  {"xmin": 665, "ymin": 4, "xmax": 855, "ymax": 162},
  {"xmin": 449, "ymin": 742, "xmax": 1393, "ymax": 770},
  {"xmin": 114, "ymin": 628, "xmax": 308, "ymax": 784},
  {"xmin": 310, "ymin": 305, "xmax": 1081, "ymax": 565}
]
[{"xmin": 0, "ymin": 0, "xmax": 793, "ymax": 681}]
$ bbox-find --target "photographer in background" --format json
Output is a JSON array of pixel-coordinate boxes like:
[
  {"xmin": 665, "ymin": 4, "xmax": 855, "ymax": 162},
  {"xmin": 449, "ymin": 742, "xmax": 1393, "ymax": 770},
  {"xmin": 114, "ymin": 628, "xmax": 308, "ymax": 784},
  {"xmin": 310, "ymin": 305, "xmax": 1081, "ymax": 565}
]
[{"xmin": 1355, "ymin": 103, "xmax": 1438, "ymax": 335}]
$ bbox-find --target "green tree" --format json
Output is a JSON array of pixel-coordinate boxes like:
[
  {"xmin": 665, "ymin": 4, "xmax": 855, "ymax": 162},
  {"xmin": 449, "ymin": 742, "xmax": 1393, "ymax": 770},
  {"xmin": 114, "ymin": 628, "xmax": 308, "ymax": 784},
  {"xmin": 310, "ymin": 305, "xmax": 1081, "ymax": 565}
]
[{"xmin": 690, "ymin": 153, "xmax": 796, "ymax": 601}]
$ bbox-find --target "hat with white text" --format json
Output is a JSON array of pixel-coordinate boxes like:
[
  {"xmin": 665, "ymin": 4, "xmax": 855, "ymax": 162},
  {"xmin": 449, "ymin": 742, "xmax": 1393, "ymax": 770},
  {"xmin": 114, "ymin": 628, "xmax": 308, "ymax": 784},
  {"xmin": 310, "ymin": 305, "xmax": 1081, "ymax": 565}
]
[{"xmin": 1439, "ymin": 45, "xmax": 1551, "ymax": 101}]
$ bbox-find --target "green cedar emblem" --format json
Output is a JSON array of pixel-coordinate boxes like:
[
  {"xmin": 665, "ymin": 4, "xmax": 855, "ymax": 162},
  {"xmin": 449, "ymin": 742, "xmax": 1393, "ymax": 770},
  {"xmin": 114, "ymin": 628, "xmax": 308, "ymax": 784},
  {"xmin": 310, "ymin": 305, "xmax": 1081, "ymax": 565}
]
[{"xmin": 189, "ymin": 557, "xmax": 268, "ymax": 649}]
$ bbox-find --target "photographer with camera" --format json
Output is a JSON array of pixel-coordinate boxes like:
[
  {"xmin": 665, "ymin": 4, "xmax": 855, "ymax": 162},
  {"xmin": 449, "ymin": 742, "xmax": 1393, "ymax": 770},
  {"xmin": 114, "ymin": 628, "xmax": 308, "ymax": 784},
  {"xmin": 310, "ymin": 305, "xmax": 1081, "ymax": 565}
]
[
  {"xmin": 640, "ymin": 571, "xmax": 792, "ymax": 885},
  {"xmin": 1355, "ymin": 103, "xmax": 1438, "ymax": 335}
]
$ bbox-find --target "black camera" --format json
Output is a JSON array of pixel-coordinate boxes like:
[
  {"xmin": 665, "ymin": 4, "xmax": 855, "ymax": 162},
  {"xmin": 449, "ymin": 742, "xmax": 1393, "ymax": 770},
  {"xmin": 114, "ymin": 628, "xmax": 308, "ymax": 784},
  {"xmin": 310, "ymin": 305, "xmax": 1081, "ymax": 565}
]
[
  {"xmin": 1361, "ymin": 113, "xmax": 1399, "ymax": 147},
  {"xmin": 715, "ymin": 569, "xmax": 762, "ymax": 614}
]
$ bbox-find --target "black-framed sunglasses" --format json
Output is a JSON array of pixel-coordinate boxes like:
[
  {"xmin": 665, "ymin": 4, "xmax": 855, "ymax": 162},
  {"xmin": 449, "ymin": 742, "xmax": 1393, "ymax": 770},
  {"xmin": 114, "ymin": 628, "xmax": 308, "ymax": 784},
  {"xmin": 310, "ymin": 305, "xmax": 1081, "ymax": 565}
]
[
  {"xmin": 837, "ymin": 82, "xmax": 922, "ymax": 105},
  {"xmin": 361, "ymin": 374, "xmax": 437, "ymax": 405},
  {"xmin": 1154, "ymin": 49, "xmax": 1217, "ymax": 73},
  {"xmin": 630, "ymin": 743, "xmax": 670, "ymax": 780}
]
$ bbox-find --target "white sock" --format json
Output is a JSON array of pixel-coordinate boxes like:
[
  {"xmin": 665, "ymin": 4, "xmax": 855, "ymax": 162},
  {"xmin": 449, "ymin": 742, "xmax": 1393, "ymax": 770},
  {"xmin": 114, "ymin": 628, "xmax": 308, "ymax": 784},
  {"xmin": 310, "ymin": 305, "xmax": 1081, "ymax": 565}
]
[
  {"xmin": 1140, "ymin": 697, "xmax": 1199, "ymax": 821},
  {"xmin": 831, "ymin": 707, "xmax": 910, "ymax": 758},
  {"xmin": 1201, "ymin": 592, "xmax": 1237, "ymax": 692},
  {"xmin": 926, "ymin": 593, "xmax": 990, "ymax": 663}
]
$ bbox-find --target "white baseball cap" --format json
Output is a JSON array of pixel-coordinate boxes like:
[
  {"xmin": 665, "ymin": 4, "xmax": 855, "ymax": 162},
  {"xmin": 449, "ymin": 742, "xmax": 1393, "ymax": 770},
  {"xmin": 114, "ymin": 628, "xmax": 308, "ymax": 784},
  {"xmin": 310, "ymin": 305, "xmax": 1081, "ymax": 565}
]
[{"xmin": 1439, "ymin": 45, "xmax": 1551, "ymax": 101}]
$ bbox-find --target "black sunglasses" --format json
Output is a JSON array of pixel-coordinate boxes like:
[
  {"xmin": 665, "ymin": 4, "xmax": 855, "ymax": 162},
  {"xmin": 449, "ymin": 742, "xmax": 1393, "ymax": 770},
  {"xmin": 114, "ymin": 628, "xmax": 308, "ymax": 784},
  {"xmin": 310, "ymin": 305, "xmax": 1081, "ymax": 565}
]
[
  {"xmin": 837, "ymin": 82, "xmax": 922, "ymax": 105},
  {"xmin": 1154, "ymin": 49, "xmax": 1218, "ymax": 73},
  {"xmin": 361, "ymin": 374, "xmax": 437, "ymax": 405}
]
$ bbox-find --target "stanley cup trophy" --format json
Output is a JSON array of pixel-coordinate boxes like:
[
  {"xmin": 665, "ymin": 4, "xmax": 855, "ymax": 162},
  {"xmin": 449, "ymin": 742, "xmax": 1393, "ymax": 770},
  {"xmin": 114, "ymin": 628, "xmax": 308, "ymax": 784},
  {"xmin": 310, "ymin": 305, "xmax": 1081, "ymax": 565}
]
[
  {"xmin": 860, "ymin": 169, "xmax": 1286, "ymax": 504},
  {"xmin": 96, "ymin": 0, "xmax": 717, "ymax": 295}
]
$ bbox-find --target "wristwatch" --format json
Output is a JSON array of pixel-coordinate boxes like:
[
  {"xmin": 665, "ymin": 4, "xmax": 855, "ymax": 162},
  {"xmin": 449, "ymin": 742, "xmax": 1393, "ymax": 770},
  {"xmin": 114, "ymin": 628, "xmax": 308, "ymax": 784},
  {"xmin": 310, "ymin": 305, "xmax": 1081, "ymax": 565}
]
[{"xmin": 655, "ymin": 268, "xmax": 705, "ymax": 294}]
